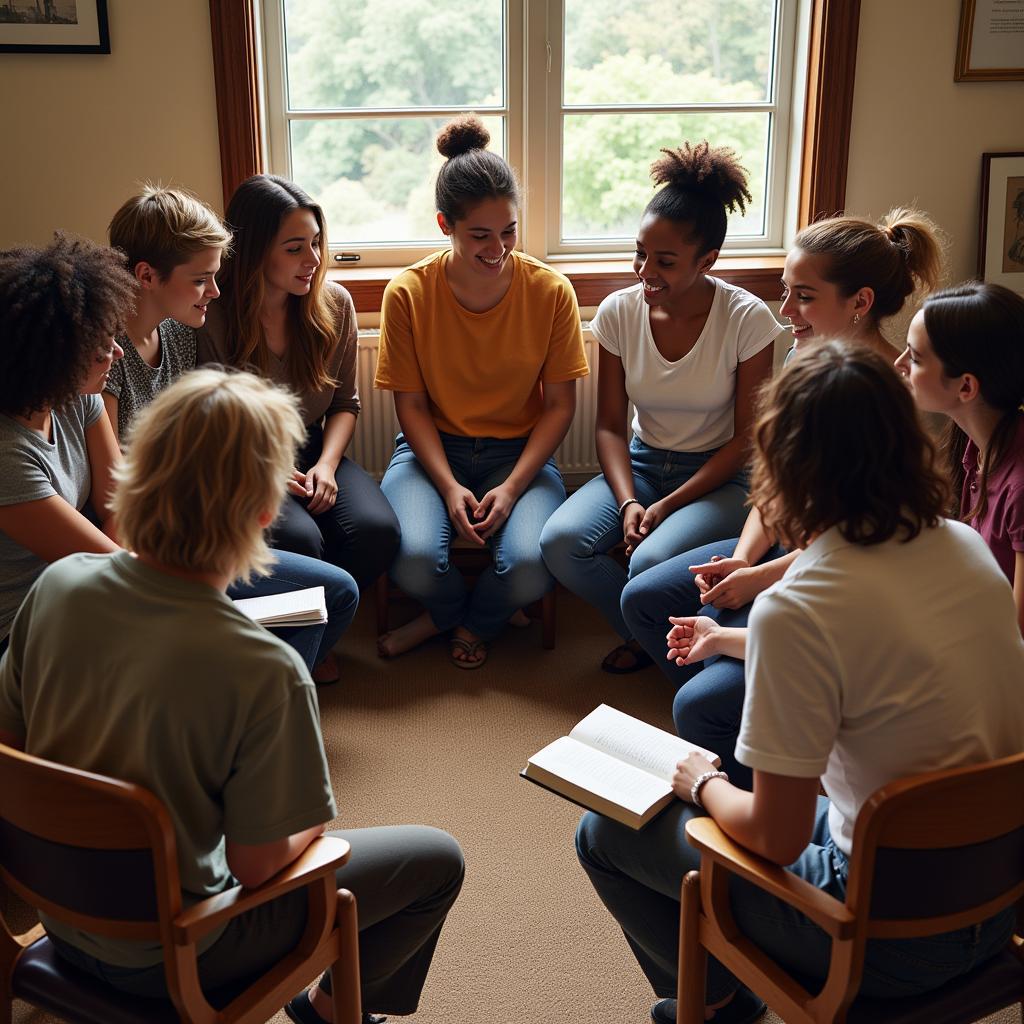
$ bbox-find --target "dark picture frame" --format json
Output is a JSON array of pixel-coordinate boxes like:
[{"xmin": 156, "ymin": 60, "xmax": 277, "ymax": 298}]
[
  {"xmin": 956, "ymin": 0, "xmax": 1024, "ymax": 82},
  {"xmin": 979, "ymin": 152, "xmax": 1024, "ymax": 295},
  {"xmin": 0, "ymin": 0, "xmax": 109, "ymax": 54}
]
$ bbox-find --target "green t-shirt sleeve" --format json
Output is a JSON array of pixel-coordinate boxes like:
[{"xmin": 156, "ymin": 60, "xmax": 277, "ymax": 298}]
[{"xmin": 221, "ymin": 680, "xmax": 336, "ymax": 845}]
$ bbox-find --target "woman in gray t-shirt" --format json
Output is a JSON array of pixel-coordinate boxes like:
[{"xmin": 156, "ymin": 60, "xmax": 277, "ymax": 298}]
[{"xmin": 0, "ymin": 234, "xmax": 132, "ymax": 645}]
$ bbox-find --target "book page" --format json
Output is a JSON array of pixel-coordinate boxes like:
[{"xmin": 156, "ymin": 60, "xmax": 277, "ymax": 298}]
[
  {"xmin": 570, "ymin": 704, "xmax": 719, "ymax": 783},
  {"xmin": 527, "ymin": 736, "xmax": 672, "ymax": 816},
  {"xmin": 233, "ymin": 586, "xmax": 327, "ymax": 625}
]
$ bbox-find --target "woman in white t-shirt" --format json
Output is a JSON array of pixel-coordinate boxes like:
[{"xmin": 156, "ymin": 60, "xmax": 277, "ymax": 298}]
[
  {"xmin": 577, "ymin": 342, "xmax": 1024, "ymax": 1024},
  {"xmin": 540, "ymin": 142, "xmax": 783, "ymax": 672}
]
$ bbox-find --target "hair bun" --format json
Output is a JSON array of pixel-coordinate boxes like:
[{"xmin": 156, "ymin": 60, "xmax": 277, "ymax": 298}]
[
  {"xmin": 436, "ymin": 115, "xmax": 490, "ymax": 159},
  {"xmin": 650, "ymin": 140, "xmax": 751, "ymax": 215}
]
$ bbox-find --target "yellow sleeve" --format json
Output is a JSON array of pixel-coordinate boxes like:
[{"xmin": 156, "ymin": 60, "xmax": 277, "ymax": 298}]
[
  {"xmin": 375, "ymin": 279, "xmax": 426, "ymax": 392},
  {"xmin": 541, "ymin": 277, "xmax": 589, "ymax": 383}
]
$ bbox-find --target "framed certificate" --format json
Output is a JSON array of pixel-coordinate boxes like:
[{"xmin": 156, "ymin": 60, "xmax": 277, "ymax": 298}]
[{"xmin": 956, "ymin": 0, "xmax": 1024, "ymax": 80}]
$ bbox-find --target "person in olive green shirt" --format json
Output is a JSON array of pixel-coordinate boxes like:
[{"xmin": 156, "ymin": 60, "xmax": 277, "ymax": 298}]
[{"xmin": 0, "ymin": 368, "xmax": 463, "ymax": 1022}]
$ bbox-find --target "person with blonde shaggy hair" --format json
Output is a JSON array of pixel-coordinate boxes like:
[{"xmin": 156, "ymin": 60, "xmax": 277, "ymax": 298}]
[{"xmin": 0, "ymin": 368, "xmax": 464, "ymax": 1020}]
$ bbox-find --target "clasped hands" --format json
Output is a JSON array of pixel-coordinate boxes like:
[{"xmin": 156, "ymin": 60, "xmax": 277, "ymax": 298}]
[
  {"xmin": 622, "ymin": 499, "xmax": 671, "ymax": 555},
  {"xmin": 287, "ymin": 462, "xmax": 338, "ymax": 515},
  {"xmin": 445, "ymin": 482, "xmax": 517, "ymax": 545},
  {"xmin": 689, "ymin": 554, "xmax": 764, "ymax": 609}
]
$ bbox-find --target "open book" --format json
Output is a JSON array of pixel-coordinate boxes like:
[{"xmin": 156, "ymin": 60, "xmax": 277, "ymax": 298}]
[
  {"xmin": 521, "ymin": 704, "xmax": 720, "ymax": 829},
  {"xmin": 233, "ymin": 586, "xmax": 327, "ymax": 627}
]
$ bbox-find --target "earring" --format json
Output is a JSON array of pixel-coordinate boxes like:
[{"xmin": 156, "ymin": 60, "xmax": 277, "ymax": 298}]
[{"xmin": 853, "ymin": 312, "xmax": 861, "ymax": 326}]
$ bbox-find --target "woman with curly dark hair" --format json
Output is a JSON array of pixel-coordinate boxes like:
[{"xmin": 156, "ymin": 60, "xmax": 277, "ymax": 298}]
[
  {"xmin": 541, "ymin": 141, "xmax": 784, "ymax": 672},
  {"xmin": 576, "ymin": 342, "xmax": 1024, "ymax": 1024},
  {"xmin": 0, "ymin": 233, "xmax": 131, "ymax": 650}
]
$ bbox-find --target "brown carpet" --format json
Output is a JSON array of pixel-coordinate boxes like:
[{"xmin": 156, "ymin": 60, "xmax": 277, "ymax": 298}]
[{"xmin": 9, "ymin": 593, "xmax": 1023, "ymax": 1024}]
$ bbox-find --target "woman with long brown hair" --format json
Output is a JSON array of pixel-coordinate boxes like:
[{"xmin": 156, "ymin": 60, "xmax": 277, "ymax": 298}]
[{"xmin": 198, "ymin": 174, "xmax": 400, "ymax": 596}]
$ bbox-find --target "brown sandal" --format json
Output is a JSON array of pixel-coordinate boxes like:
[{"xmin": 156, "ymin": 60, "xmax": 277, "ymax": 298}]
[
  {"xmin": 601, "ymin": 639, "xmax": 654, "ymax": 674},
  {"xmin": 449, "ymin": 636, "xmax": 488, "ymax": 670}
]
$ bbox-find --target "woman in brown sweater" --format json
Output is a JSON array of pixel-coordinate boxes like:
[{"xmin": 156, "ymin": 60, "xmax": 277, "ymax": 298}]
[{"xmin": 198, "ymin": 174, "xmax": 399, "ymax": 592}]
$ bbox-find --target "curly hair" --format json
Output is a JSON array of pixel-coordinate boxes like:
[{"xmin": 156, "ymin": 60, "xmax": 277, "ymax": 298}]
[
  {"xmin": 434, "ymin": 113, "xmax": 520, "ymax": 225},
  {"xmin": 0, "ymin": 233, "xmax": 136, "ymax": 417},
  {"xmin": 645, "ymin": 140, "xmax": 751, "ymax": 254},
  {"xmin": 750, "ymin": 341, "xmax": 949, "ymax": 549}
]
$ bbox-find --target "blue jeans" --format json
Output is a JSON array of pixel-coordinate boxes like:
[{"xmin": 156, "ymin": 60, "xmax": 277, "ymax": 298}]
[
  {"xmin": 539, "ymin": 437, "xmax": 750, "ymax": 640},
  {"xmin": 227, "ymin": 549, "xmax": 359, "ymax": 673},
  {"xmin": 576, "ymin": 797, "xmax": 1015, "ymax": 1005},
  {"xmin": 620, "ymin": 538, "xmax": 785, "ymax": 791},
  {"xmin": 379, "ymin": 433, "xmax": 565, "ymax": 641}
]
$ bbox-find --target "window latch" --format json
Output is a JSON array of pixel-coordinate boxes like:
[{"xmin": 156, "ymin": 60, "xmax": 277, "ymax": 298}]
[{"xmin": 334, "ymin": 253, "xmax": 361, "ymax": 263}]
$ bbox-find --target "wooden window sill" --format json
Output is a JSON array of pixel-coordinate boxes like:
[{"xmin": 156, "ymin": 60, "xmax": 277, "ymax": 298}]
[{"xmin": 330, "ymin": 254, "xmax": 786, "ymax": 314}]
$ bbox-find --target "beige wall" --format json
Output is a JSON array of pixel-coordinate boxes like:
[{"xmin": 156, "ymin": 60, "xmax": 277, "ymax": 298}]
[
  {"xmin": 0, "ymin": 0, "xmax": 222, "ymax": 248},
  {"xmin": 846, "ymin": 0, "xmax": 1024, "ymax": 286},
  {"xmin": 2, "ymin": 0, "xmax": 1023, "ymax": 278}
]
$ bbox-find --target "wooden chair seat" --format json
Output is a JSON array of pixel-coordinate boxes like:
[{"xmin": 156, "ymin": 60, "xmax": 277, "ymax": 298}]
[
  {"xmin": 11, "ymin": 935, "xmax": 243, "ymax": 1023},
  {"xmin": 1, "ymin": 744, "xmax": 363, "ymax": 1024},
  {"xmin": 678, "ymin": 752, "xmax": 1024, "ymax": 1024}
]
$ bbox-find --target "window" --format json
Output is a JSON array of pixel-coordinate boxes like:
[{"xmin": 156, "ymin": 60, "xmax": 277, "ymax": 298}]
[
  {"xmin": 256, "ymin": 0, "xmax": 804, "ymax": 268},
  {"xmin": 210, "ymin": 0, "xmax": 862, "ymax": 304}
]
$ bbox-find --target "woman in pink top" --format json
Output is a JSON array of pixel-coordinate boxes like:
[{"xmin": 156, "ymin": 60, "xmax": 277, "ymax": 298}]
[{"xmin": 896, "ymin": 280, "xmax": 1024, "ymax": 634}]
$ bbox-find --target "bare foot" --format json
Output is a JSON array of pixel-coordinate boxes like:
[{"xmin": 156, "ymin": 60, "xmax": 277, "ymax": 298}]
[
  {"xmin": 377, "ymin": 610, "xmax": 440, "ymax": 658},
  {"xmin": 508, "ymin": 608, "xmax": 531, "ymax": 628},
  {"xmin": 450, "ymin": 625, "xmax": 487, "ymax": 668}
]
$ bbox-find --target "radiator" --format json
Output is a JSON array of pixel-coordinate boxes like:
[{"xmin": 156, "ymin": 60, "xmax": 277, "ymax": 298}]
[{"xmin": 350, "ymin": 331, "xmax": 602, "ymax": 487}]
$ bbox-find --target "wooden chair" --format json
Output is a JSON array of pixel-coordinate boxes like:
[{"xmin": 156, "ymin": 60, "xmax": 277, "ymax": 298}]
[
  {"xmin": 678, "ymin": 752, "xmax": 1024, "ymax": 1024},
  {"xmin": 374, "ymin": 538, "xmax": 558, "ymax": 650},
  {"xmin": 0, "ymin": 744, "xmax": 362, "ymax": 1024}
]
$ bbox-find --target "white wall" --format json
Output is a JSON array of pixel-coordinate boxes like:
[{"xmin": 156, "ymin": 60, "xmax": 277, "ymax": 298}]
[
  {"xmin": 0, "ymin": 0, "xmax": 222, "ymax": 247},
  {"xmin": 2, "ymin": 0, "xmax": 1023, "ymax": 283},
  {"xmin": 846, "ymin": 0, "xmax": 1024, "ymax": 286}
]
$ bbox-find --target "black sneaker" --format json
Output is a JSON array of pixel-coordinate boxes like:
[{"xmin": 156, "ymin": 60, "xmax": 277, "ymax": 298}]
[{"xmin": 651, "ymin": 986, "xmax": 766, "ymax": 1024}]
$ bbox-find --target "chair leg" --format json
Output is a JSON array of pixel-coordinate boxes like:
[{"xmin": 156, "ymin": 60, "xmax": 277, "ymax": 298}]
[
  {"xmin": 333, "ymin": 889, "xmax": 362, "ymax": 1024},
  {"xmin": 542, "ymin": 587, "xmax": 556, "ymax": 650},
  {"xmin": 677, "ymin": 870, "xmax": 706, "ymax": 1024},
  {"xmin": 374, "ymin": 574, "xmax": 389, "ymax": 635}
]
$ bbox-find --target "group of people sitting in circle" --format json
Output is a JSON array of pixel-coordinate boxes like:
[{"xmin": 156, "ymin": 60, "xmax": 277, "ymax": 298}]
[{"xmin": 0, "ymin": 111, "xmax": 1022, "ymax": 1024}]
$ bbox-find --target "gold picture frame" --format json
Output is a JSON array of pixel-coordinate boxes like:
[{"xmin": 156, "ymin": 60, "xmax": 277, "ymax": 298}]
[{"xmin": 956, "ymin": 0, "xmax": 1024, "ymax": 81}]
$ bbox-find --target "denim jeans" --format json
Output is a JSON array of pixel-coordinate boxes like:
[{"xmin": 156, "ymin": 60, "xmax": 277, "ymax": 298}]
[
  {"xmin": 379, "ymin": 433, "xmax": 565, "ymax": 640},
  {"xmin": 620, "ymin": 538, "xmax": 785, "ymax": 790},
  {"xmin": 576, "ymin": 797, "xmax": 1015, "ymax": 1005},
  {"xmin": 227, "ymin": 549, "xmax": 359, "ymax": 673},
  {"xmin": 539, "ymin": 437, "xmax": 750, "ymax": 640}
]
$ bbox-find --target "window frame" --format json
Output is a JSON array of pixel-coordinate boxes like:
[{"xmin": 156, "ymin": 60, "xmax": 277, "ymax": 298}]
[{"xmin": 208, "ymin": 0, "xmax": 862, "ymax": 310}]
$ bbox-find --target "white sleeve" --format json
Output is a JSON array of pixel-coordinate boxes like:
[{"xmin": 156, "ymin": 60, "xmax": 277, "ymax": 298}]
[
  {"xmin": 735, "ymin": 298, "xmax": 785, "ymax": 363},
  {"xmin": 735, "ymin": 589, "xmax": 842, "ymax": 778},
  {"xmin": 590, "ymin": 291, "xmax": 623, "ymax": 357}
]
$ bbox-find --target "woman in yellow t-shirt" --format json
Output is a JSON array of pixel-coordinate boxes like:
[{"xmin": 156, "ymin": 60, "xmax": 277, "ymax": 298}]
[{"xmin": 375, "ymin": 116, "xmax": 588, "ymax": 668}]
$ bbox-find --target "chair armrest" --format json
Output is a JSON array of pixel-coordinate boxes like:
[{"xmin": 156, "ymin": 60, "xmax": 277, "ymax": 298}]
[
  {"xmin": 171, "ymin": 836, "xmax": 350, "ymax": 945},
  {"xmin": 685, "ymin": 818, "xmax": 856, "ymax": 939}
]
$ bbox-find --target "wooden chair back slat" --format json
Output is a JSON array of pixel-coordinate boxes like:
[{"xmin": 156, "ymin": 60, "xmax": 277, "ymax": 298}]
[{"xmin": 0, "ymin": 818, "xmax": 159, "ymax": 922}]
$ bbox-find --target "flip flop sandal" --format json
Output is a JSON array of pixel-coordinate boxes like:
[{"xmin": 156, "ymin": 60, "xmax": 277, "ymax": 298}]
[
  {"xmin": 601, "ymin": 640, "xmax": 654, "ymax": 674},
  {"xmin": 449, "ymin": 636, "xmax": 488, "ymax": 670}
]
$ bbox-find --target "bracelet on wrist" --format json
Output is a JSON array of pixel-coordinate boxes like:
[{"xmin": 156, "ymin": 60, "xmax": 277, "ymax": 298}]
[
  {"xmin": 690, "ymin": 769, "xmax": 729, "ymax": 808},
  {"xmin": 617, "ymin": 496, "xmax": 640, "ymax": 519}
]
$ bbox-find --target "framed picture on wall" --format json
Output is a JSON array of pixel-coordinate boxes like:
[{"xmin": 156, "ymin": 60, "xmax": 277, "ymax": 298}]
[
  {"xmin": 0, "ymin": 1, "xmax": 109, "ymax": 54},
  {"xmin": 979, "ymin": 152, "xmax": 1024, "ymax": 295},
  {"xmin": 956, "ymin": 0, "xmax": 1024, "ymax": 80}
]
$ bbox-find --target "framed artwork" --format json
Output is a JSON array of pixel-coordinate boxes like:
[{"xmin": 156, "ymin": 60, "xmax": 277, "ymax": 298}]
[
  {"xmin": 0, "ymin": 1, "xmax": 109, "ymax": 54},
  {"xmin": 956, "ymin": 0, "xmax": 1024, "ymax": 81},
  {"xmin": 979, "ymin": 152, "xmax": 1024, "ymax": 294}
]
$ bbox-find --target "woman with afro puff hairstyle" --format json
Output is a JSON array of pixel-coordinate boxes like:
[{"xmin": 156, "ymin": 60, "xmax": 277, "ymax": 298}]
[
  {"xmin": 540, "ymin": 141, "xmax": 785, "ymax": 672},
  {"xmin": 0, "ymin": 233, "xmax": 130, "ymax": 650}
]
